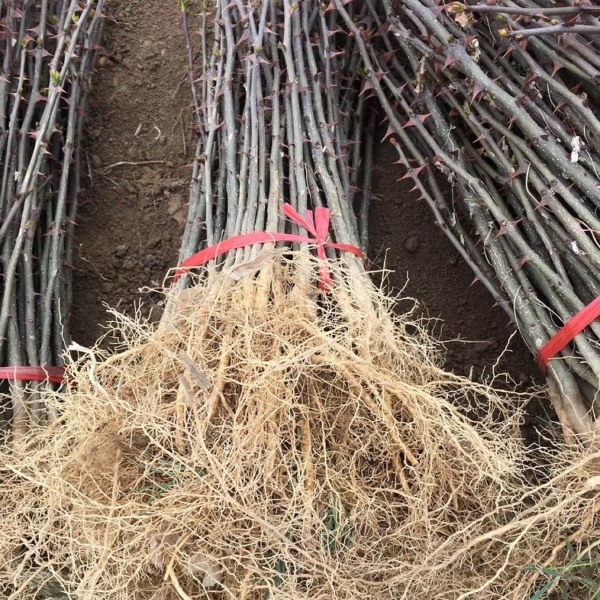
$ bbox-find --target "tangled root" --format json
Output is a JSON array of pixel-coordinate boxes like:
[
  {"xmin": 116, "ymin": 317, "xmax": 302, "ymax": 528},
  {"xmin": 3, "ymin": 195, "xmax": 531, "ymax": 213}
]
[{"xmin": 0, "ymin": 254, "xmax": 596, "ymax": 599}]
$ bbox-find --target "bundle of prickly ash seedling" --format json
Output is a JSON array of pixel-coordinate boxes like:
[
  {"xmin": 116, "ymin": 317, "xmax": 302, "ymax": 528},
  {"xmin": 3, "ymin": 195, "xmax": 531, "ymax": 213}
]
[
  {"xmin": 177, "ymin": 0, "xmax": 376, "ymax": 271},
  {"xmin": 0, "ymin": 1, "xmax": 104, "ymax": 437},
  {"xmin": 334, "ymin": 0, "xmax": 600, "ymax": 437}
]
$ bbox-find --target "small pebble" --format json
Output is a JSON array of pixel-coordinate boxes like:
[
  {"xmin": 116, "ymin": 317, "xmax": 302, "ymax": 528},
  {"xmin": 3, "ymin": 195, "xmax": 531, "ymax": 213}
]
[
  {"xmin": 143, "ymin": 254, "xmax": 159, "ymax": 268},
  {"xmin": 404, "ymin": 235, "xmax": 420, "ymax": 253},
  {"xmin": 114, "ymin": 244, "xmax": 130, "ymax": 259}
]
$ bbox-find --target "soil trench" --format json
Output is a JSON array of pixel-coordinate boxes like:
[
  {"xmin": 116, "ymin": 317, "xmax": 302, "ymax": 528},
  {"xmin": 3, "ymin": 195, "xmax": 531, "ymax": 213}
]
[
  {"xmin": 72, "ymin": 0, "xmax": 191, "ymax": 346},
  {"xmin": 71, "ymin": 1, "xmax": 540, "ymax": 392}
]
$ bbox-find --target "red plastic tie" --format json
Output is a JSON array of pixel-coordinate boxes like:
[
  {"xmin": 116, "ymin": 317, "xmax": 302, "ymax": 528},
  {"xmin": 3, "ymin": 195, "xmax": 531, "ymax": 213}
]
[
  {"xmin": 0, "ymin": 366, "xmax": 66, "ymax": 385},
  {"xmin": 173, "ymin": 203, "xmax": 363, "ymax": 291},
  {"xmin": 537, "ymin": 296, "xmax": 600, "ymax": 375}
]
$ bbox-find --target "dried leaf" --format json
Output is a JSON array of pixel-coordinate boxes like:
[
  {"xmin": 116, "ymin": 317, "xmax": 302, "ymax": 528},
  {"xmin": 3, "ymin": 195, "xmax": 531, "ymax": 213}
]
[
  {"xmin": 189, "ymin": 552, "xmax": 223, "ymax": 589},
  {"xmin": 146, "ymin": 530, "xmax": 182, "ymax": 571},
  {"xmin": 447, "ymin": 3, "xmax": 473, "ymax": 29},
  {"xmin": 227, "ymin": 251, "xmax": 275, "ymax": 281},
  {"xmin": 570, "ymin": 135, "xmax": 583, "ymax": 163},
  {"xmin": 454, "ymin": 11, "xmax": 473, "ymax": 28}
]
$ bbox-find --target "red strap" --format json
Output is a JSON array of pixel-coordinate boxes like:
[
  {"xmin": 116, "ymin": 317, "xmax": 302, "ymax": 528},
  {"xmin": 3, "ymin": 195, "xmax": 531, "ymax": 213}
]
[
  {"xmin": 0, "ymin": 366, "xmax": 66, "ymax": 384},
  {"xmin": 173, "ymin": 203, "xmax": 363, "ymax": 291},
  {"xmin": 537, "ymin": 296, "xmax": 600, "ymax": 374}
]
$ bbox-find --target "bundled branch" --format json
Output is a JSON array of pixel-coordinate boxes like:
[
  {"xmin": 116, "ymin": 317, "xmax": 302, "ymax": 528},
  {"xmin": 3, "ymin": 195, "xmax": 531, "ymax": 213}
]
[
  {"xmin": 177, "ymin": 0, "xmax": 375, "ymax": 270},
  {"xmin": 0, "ymin": 1, "xmax": 104, "ymax": 437},
  {"xmin": 334, "ymin": 0, "xmax": 600, "ymax": 437}
]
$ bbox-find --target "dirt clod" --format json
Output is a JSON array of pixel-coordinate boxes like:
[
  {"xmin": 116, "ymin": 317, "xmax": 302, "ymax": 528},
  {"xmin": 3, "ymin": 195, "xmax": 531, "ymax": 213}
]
[{"xmin": 404, "ymin": 235, "xmax": 420, "ymax": 253}]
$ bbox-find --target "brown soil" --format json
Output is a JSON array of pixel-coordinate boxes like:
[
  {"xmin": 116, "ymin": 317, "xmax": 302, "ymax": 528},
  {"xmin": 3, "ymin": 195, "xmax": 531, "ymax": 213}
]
[
  {"xmin": 71, "ymin": 1, "xmax": 541, "ymax": 391},
  {"xmin": 369, "ymin": 140, "xmax": 540, "ymax": 387},
  {"xmin": 71, "ymin": 0, "xmax": 191, "ymax": 346}
]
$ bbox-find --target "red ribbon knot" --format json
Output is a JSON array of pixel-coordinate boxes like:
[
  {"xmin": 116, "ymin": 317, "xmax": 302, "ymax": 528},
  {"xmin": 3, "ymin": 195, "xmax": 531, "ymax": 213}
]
[{"xmin": 173, "ymin": 203, "xmax": 363, "ymax": 291}]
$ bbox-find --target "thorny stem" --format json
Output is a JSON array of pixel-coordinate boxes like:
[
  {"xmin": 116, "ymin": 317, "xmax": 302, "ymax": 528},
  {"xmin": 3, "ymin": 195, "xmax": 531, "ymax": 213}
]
[
  {"xmin": 463, "ymin": 4, "xmax": 600, "ymax": 17},
  {"xmin": 181, "ymin": 4, "xmax": 205, "ymax": 145},
  {"xmin": 507, "ymin": 24, "xmax": 600, "ymax": 38}
]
